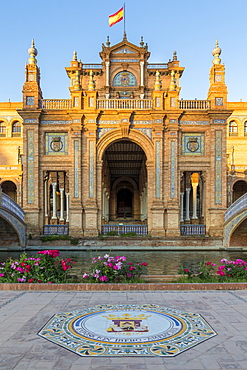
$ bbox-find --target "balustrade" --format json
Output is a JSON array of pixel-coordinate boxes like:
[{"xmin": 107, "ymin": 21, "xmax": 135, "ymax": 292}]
[
  {"xmin": 1, "ymin": 193, "xmax": 25, "ymax": 221},
  {"xmin": 179, "ymin": 100, "xmax": 210, "ymax": 110},
  {"xmin": 97, "ymin": 99, "xmax": 153, "ymax": 110},
  {"xmin": 41, "ymin": 99, "xmax": 72, "ymax": 110},
  {"xmin": 102, "ymin": 224, "xmax": 148, "ymax": 235},
  {"xmin": 180, "ymin": 224, "xmax": 206, "ymax": 236},
  {"xmin": 224, "ymin": 192, "xmax": 247, "ymax": 223}
]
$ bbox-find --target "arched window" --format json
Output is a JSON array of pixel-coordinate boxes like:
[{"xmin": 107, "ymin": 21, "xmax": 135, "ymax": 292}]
[
  {"xmin": 229, "ymin": 121, "xmax": 238, "ymax": 136},
  {"xmin": 244, "ymin": 121, "xmax": 247, "ymax": 136},
  {"xmin": 12, "ymin": 121, "xmax": 21, "ymax": 137},
  {"xmin": 0, "ymin": 122, "xmax": 6, "ymax": 137}
]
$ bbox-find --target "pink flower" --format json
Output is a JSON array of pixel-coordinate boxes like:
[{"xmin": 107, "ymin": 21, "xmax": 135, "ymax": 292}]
[
  {"xmin": 184, "ymin": 268, "xmax": 190, "ymax": 273},
  {"xmin": 83, "ymin": 273, "xmax": 89, "ymax": 278},
  {"xmin": 141, "ymin": 262, "xmax": 148, "ymax": 266},
  {"xmin": 0, "ymin": 273, "xmax": 4, "ymax": 277},
  {"xmin": 99, "ymin": 275, "xmax": 108, "ymax": 282},
  {"xmin": 17, "ymin": 277, "xmax": 26, "ymax": 282},
  {"xmin": 16, "ymin": 267, "xmax": 25, "ymax": 273},
  {"xmin": 129, "ymin": 266, "xmax": 135, "ymax": 271},
  {"xmin": 108, "ymin": 263, "xmax": 113, "ymax": 268},
  {"xmin": 217, "ymin": 271, "xmax": 225, "ymax": 276}
]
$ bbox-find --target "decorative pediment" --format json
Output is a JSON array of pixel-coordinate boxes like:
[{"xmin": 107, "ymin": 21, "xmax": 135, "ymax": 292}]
[{"xmin": 114, "ymin": 48, "xmax": 136, "ymax": 54}]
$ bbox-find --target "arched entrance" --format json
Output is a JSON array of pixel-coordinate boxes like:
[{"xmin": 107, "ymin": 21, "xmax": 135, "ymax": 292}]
[
  {"xmin": 1, "ymin": 181, "xmax": 17, "ymax": 201},
  {"xmin": 101, "ymin": 139, "xmax": 148, "ymax": 232},
  {"xmin": 232, "ymin": 180, "xmax": 247, "ymax": 202}
]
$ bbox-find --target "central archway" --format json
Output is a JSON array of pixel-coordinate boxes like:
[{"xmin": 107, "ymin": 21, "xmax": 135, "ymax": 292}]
[{"xmin": 101, "ymin": 140, "xmax": 147, "ymax": 224}]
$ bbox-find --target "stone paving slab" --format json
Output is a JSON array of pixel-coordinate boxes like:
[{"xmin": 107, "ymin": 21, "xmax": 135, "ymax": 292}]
[{"xmin": 1, "ymin": 290, "xmax": 247, "ymax": 369}]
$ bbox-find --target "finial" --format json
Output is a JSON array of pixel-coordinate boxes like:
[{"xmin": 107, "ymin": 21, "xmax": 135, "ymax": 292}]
[
  {"xmin": 212, "ymin": 39, "xmax": 221, "ymax": 65},
  {"xmin": 169, "ymin": 70, "xmax": 177, "ymax": 91},
  {"xmin": 123, "ymin": 32, "xmax": 127, "ymax": 41},
  {"xmin": 73, "ymin": 51, "xmax": 77, "ymax": 61},
  {"xmin": 173, "ymin": 51, "xmax": 177, "ymax": 61},
  {"xmin": 74, "ymin": 70, "xmax": 81, "ymax": 91},
  {"xmin": 88, "ymin": 70, "xmax": 95, "ymax": 91},
  {"xmin": 28, "ymin": 39, "xmax": 38, "ymax": 64},
  {"xmin": 140, "ymin": 36, "xmax": 144, "ymax": 47},
  {"xmin": 154, "ymin": 70, "xmax": 161, "ymax": 91},
  {"xmin": 106, "ymin": 36, "xmax": 110, "ymax": 47}
]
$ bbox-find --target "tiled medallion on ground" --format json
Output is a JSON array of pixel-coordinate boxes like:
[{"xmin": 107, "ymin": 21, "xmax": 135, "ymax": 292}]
[{"xmin": 38, "ymin": 304, "xmax": 217, "ymax": 356}]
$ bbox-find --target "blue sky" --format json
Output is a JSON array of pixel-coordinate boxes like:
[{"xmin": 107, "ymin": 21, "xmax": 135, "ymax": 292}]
[{"xmin": 0, "ymin": 0, "xmax": 245, "ymax": 102}]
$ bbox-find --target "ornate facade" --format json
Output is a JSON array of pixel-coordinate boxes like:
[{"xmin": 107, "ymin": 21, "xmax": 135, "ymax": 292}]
[{"xmin": 0, "ymin": 37, "xmax": 236, "ymax": 239}]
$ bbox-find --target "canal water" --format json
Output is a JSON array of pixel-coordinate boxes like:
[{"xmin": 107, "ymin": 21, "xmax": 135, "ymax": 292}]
[{"xmin": 1, "ymin": 249, "xmax": 247, "ymax": 276}]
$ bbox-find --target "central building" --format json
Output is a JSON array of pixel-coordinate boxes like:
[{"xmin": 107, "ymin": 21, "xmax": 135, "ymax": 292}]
[{"xmin": 17, "ymin": 36, "xmax": 232, "ymax": 238}]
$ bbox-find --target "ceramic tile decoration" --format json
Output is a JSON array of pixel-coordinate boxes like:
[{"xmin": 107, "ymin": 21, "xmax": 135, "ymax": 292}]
[{"xmin": 38, "ymin": 304, "xmax": 216, "ymax": 357}]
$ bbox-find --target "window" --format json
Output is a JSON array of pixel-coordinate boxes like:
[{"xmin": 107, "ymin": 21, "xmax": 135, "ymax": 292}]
[
  {"xmin": 244, "ymin": 121, "xmax": 247, "ymax": 136},
  {"xmin": 229, "ymin": 121, "xmax": 238, "ymax": 136},
  {"xmin": 12, "ymin": 121, "xmax": 21, "ymax": 137},
  {"xmin": 0, "ymin": 122, "xmax": 6, "ymax": 137}
]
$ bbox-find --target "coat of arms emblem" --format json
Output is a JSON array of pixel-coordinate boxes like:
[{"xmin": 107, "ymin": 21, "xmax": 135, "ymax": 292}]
[
  {"xmin": 50, "ymin": 136, "xmax": 63, "ymax": 152},
  {"xmin": 102, "ymin": 313, "xmax": 151, "ymax": 333},
  {"xmin": 187, "ymin": 137, "xmax": 199, "ymax": 152}
]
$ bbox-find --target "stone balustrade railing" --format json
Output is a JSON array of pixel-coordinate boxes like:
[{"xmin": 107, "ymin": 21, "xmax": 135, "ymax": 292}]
[
  {"xmin": 224, "ymin": 192, "xmax": 247, "ymax": 223},
  {"xmin": 41, "ymin": 99, "xmax": 72, "ymax": 110},
  {"xmin": 97, "ymin": 99, "xmax": 153, "ymax": 110},
  {"xmin": 102, "ymin": 224, "xmax": 148, "ymax": 235},
  {"xmin": 1, "ymin": 192, "xmax": 25, "ymax": 221},
  {"xmin": 179, "ymin": 100, "xmax": 211, "ymax": 110}
]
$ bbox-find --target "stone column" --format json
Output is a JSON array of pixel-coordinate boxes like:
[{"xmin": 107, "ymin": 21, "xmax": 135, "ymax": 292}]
[
  {"xmin": 60, "ymin": 188, "xmax": 64, "ymax": 222},
  {"xmin": 65, "ymin": 193, "xmax": 69, "ymax": 222},
  {"xmin": 52, "ymin": 182, "xmax": 57, "ymax": 220},
  {"xmin": 140, "ymin": 61, "xmax": 144, "ymax": 86},
  {"xmin": 105, "ymin": 61, "xmax": 110, "ymax": 86},
  {"xmin": 44, "ymin": 177, "xmax": 48, "ymax": 218},
  {"xmin": 191, "ymin": 173, "xmax": 199, "ymax": 221},
  {"xmin": 180, "ymin": 192, "xmax": 184, "ymax": 222},
  {"xmin": 185, "ymin": 188, "xmax": 191, "ymax": 221}
]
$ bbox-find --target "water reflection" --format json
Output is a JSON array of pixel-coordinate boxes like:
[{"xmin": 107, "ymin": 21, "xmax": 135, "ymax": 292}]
[{"xmin": 1, "ymin": 250, "xmax": 247, "ymax": 275}]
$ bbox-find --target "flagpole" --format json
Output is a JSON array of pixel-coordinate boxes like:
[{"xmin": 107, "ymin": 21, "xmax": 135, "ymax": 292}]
[{"xmin": 124, "ymin": 3, "xmax": 126, "ymax": 36}]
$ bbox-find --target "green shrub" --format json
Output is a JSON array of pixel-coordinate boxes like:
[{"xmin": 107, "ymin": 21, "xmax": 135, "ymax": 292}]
[
  {"xmin": 106, "ymin": 231, "xmax": 118, "ymax": 236},
  {"xmin": 120, "ymin": 232, "xmax": 137, "ymax": 237}
]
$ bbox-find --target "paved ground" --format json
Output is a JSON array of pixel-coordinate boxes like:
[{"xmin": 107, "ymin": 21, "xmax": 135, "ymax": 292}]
[{"xmin": 1, "ymin": 290, "xmax": 247, "ymax": 370}]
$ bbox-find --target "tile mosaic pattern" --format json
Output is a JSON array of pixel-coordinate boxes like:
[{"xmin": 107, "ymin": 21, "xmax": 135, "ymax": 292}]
[
  {"xmin": 182, "ymin": 133, "xmax": 204, "ymax": 156},
  {"xmin": 74, "ymin": 140, "xmax": 79, "ymax": 198},
  {"xmin": 170, "ymin": 141, "xmax": 176, "ymax": 198},
  {"xmin": 215, "ymin": 130, "xmax": 222, "ymax": 204},
  {"xmin": 38, "ymin": 304, "xmax": 216, "ymax": 357},
  {"xmin": 27, "ymin": 130, "xmax": 34, "ymax": 204},
  {"xmin": 155, "ymin": 141, "xmax": 161, "ymax": 198},
  {"xmin": 45, "ymin": 133, "xmax": 68, "ymax": 155}
]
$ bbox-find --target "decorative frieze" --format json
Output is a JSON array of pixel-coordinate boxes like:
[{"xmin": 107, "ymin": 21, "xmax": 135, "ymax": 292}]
[
  {"xmin": 25, "ymin": 119, "xmax": 37, "ymax": 124},
  {"xmin": 97, "ymin": 128, "xmax": 115, "ymax": 139},
  {"xmin": 180, "ymin": 121, "xmax": 209, "ymax": 125},
  {"xmin": 135, "ymin": 128, "xmax": 152, "ymax": 139},
  {"xmin": 40, "ymin": 120, "xmax": 70, "ymax": 125},
  {"xmin": 213, "ymin": 119, "xmax": 225, "ymax": 124}
]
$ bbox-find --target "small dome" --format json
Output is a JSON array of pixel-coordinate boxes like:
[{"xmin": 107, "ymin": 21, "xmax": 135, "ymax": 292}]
[
  {"xmin": 212, "ymin": 40, "xmax": 221, "ymax": 64},
  {"xmin": 28, "ymin": 39, "xmax": 38, "ymax": 57}
]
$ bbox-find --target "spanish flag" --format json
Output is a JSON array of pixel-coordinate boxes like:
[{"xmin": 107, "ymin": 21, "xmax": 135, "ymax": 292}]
[{"xmin": 108, "ymin": 7, "xmax": 124, "ymax": 27}]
